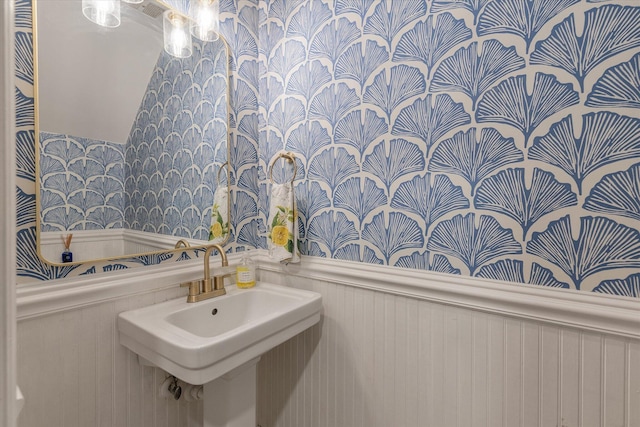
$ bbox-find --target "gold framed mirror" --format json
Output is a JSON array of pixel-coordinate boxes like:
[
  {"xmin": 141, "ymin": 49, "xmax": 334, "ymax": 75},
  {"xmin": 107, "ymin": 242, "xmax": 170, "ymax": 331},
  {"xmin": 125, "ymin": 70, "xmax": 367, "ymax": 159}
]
[{"xmin": 33, "ymin": 0, "xmax": 231, "ymax": 266}]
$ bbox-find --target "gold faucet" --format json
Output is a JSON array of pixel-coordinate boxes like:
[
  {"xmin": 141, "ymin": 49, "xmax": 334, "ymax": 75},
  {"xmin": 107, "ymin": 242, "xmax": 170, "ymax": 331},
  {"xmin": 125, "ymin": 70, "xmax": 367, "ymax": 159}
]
[
  {"xmin": 180, "ymin": 244, "xmax": 228, "ymax": 303},
  {"xmin": 174, "ymin": 239, "xmax": 191, "ymax": 249}
]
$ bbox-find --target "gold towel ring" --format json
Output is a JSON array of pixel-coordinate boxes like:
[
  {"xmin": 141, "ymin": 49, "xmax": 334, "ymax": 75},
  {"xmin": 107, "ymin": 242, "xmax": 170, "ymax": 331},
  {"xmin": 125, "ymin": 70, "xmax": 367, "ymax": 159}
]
[
  {"xmin": 216, "ymin": 161, "xmax": 229, "ymax": 186},
  {"xmin": 269, "ymin": 151, "xmax": 297, "ymax": 184}
]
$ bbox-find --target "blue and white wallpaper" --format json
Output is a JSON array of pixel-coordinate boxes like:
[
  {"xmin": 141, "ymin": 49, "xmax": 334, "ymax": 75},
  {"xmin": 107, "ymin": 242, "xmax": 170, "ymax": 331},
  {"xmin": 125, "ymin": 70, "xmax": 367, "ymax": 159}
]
[
  {"xmin": 256, "ymin": 0, "xmax": 640, "ymax": 297},
  {"xmin": 124, "ymin": 37, "xmax": 229, "ymax": 240},
  {"xmin": 39, "ymin": 132, "xmax": 125, "ymax": 231},
  {"xmin": 14, "ymin": 0, "xmax": 640, "ymax": 298}
]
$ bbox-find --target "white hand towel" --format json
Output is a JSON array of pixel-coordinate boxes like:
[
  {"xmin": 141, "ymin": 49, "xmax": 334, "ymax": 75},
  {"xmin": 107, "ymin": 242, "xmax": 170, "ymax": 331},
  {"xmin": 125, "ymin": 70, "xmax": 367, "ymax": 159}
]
[
  {"xmin": 209, "ymin": 185, "xmax": 229, "ymax": 243},
  {"xmin": 268, "ymin": 182, "xmax": 300, "ymax": 264}
]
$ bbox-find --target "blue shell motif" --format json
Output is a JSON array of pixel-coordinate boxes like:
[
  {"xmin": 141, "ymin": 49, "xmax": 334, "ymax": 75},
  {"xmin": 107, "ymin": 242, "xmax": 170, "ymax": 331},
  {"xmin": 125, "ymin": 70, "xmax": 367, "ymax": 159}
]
[
  {"xmin": 334, "ymin": 109, "xmax": 388, "ymax": 157},
  {"xmin": 286, "ymin": 121, "xmax": 332, "ymax": 161},
  {"xmin": 529, "ymin": 112, "xmax": 640, "ymax": 194},
  {"xmin": 391, "ymin": 173, "xmax": 469, "ymax": 232},
  {"xmin": 231, "ymin": 191, "xmax": 257, "ymax": 225},
  {"xmin": 527, "ymin": 215, "xmax": 640, "ymax": 289},
  {"xmin": 260, "ymin": 21, "xmax": 285, "ymax": 59},
  {"xmin": 586, "ymin": 52, "xmax": 640, "ymax": 109},
  {"xmin": 310, "ymin": 18, "xmax": 361, "ymax": 63},
  {"xmin": 268, "ymin": 40, "xmax": 306, "ymax": 81},
  {"xmin": 238, "ymin": 113, "xmax": 261, "ymax": 144},
  {"xmin": 364, "ymin": 65, "xmax": 427, "ymax": 121},
  {"xmin": 393, "ymin": 94, "xmax": 471, "ymax": 156},
  {"xmin": 15, "ymin": 31, "xmax": 33, "ymax": 85},
  {"xmin": 583, "ymin": 163, "xmax": 640, "ymax": 221},
  {"xmin": 309, "ymin": 83, "xmax": 360, "ymax": 129},
  {"xmin": 268, "ymin": 0, "xmax": 305, "ymax": 25},
  {"xmin": 15, "ymin": 0, "xmax": 31, "ymax": 29},
  {"xmin": 362, "ymin": 138, "xmax": 425, "ymax": 192},
  {"xmin": 17, "ymin": 187, "xmax": 35, "ymax": 228},
  {"xmin": 15, "ymin": 87, "xmax": 33, "ymax": 128},
  {"xmin": 286, "ymin": 61, "xmax": 333, "ymax": 106},
  {"xmin": 364, "ymin": 0, "xmax": 428, "ymax": 48},
  {"xmin": 16, "ymin": 130, "xmax": 35, "ymax": 181},
  {"xmin": 335, "ymin": 0, "xmax": 376, "ymax": 21},
  {"xmin": 334, "ymin": 177, "xmax": 388, "ymax": 224},
  {"xmin": 335, "ymin": 40, "xmax": 390, "ymax": 91},
  {"xmin": 362, "ymin": 211, "xmax": 425, "ymax": 264},
  {"xmin": 477, "ymin": 0, "xmax": 580, "ymax": 53},
  {"xmin": 431, "ymin": 0, "xmax": 493, "ymax": 24},
  {"xmin": 308, "ymin": 147, "xmax": 359, "ymax": 190},
  {"xmin": 308, "ymin": 211, "xmax": 359, "ymax": 255},
  {"xmin": 476, "ymin": 72, "xmax": 579, "ymax": 145},
  {"xmin": 394, "ymin": 250, "xmax": 461, "ymax": 275},
  {"xmin": 530, "ymin": 5, "xmax": 640, "ymax": 92},
  {"xmin": 429, "ymin": 127, "xmax": 524, "ymax": 196},
  {"xmin": 593, "ymin": 274, "xmax": 640, "ymax": 298},
  {"xmin": 295, "ymin": 181, "xmax": 332, "ymax": 220},
  {"xmin": 476, "ymin": 259, "xmax": 570, "ymax": 289},
  {"xmin": 475, "ymin": 167, "xmax": 578, "ymax": 239},
  {"xmin": 393, "ymin": 13, "xmax": 472, "ymax": 79},
  {"xmin": 427, "ymin": 213, "xmax": 522, "ymax": 275},
  {"xmin": 286, "ymin": 1, "xmax": 333, "ymax": 41},
  {"xmin": 269, "ymin": 98, "xmax": 307, "ymax": 138},
  {"xmin": 431, "ymin": 40, "xmax": 526, "ymax": 110}
]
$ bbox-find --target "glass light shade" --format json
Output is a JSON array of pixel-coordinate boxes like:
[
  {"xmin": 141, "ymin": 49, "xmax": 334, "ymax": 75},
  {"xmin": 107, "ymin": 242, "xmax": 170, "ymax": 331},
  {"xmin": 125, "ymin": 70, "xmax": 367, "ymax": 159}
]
[
  {"xmin": 122, "ymin": 0, "xmax": 144, "ymax": 3},
  {"xmin": 163, "ymin": 11, "xmax": 192, "ymax": 58},
  {"xmin": 189, "ymin": 0, "xmax": 220, "ymax": 42},
  {"xmin": 82, "ymin": 0, "xmax": 121, "ymax": 28}
]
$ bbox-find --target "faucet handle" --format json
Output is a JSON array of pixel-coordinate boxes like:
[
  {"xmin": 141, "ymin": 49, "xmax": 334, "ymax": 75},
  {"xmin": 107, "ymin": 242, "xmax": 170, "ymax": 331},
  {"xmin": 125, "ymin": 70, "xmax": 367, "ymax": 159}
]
[{"xmin": 180, "ymin": 280, "xmax": 201, "ymax": 303}]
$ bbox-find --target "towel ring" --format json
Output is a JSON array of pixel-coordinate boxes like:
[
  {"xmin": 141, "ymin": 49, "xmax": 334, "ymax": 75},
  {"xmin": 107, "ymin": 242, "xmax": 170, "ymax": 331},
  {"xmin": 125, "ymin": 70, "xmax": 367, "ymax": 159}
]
[
  {"xmin": 216, "ymin": 161, "xmax": 229, "ymax": 185},
  {"xmin": 269, "ymin": 152, "xmax": 297, "ymax": 184}
]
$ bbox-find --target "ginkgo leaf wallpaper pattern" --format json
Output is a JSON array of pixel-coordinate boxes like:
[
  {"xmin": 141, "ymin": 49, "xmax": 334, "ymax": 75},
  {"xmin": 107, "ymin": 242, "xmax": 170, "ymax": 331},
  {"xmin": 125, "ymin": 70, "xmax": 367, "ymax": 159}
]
[
  {"xmin": 257, "ymin": 0, "xmax": 640, "ymax": 297},
  {"xmin": 14, "ymin": 0, "xmax": 640, "ymax": 298}
]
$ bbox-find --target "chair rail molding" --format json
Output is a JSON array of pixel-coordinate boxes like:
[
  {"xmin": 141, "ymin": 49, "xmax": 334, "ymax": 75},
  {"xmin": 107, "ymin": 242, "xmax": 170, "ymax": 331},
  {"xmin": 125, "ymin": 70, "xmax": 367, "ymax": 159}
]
[{"xmin": 258, "ymin": 253, "xmax": 640, "ymax": 340}]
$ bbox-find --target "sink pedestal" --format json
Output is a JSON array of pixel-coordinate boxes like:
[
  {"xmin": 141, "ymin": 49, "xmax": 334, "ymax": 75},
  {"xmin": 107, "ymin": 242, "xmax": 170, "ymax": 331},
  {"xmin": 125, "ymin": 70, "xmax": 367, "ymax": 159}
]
[{"xmin": 203, "ymin": 357, "xmax": 261, "ymax": 427}]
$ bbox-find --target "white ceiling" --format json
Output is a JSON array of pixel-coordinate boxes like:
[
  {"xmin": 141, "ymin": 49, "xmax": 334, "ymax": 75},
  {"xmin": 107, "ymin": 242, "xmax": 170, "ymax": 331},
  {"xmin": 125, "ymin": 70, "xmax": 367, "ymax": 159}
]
[{"xmin": 37, "ymin": 0, "xmax": 165, "ymax": 144}]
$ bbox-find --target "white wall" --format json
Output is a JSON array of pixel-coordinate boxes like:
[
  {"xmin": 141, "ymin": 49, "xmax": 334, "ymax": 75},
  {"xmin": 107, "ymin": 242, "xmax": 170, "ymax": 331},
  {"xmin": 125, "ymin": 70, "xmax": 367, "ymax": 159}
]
[
  {"xmin": 36, "ymin": 0, "xmax": 163, "ymax": 143},
  {"xmin": 15, "ymin": 256, "xmax": 640, "ymax": 427},
  {"xmin": 1, "ymin": 0, "xmax": 17, "ymax": 425}
]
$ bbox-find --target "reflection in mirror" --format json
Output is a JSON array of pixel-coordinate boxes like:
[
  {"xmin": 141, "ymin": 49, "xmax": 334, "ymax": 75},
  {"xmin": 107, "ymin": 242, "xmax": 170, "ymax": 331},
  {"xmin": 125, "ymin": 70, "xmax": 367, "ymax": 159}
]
[{"xmin": 35, "ymin": 0, "xmax": 230, "ymax": 264}]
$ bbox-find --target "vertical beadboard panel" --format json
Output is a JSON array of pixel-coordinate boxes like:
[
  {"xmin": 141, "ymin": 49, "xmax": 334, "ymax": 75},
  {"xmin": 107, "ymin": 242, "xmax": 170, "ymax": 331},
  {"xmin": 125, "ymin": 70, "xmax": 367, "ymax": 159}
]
[
  {"xmin": 522, "ymin": 322, "xmax": 540, "ymax": 427},
  {"xmin": 16, "ymin": 271, "xmax": 639, "ymax": 427},
  {"xmin": 604, "ymin": 337, "xmax": 626, "ymax": 427},
  {"xmin": 541, "ymin": 325, "xmax": 560, "ymax": 426},
  {"xmin": 259, "ymin": 275, "xmax": 640, "ymax": 427},
  {"xmin": 17, "ymin": 287, "xmax": 200, "ymax": 427},
  {"xmin": 629, "ymin": 341, "xmax": 640, "ymax": 427}
]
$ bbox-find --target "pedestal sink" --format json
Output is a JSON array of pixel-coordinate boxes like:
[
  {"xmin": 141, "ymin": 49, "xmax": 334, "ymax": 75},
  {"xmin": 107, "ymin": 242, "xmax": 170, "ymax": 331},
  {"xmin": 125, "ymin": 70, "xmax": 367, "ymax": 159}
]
[{"xmin": 118, "ymin": 282, "xmax": 322, "ymax": 427}]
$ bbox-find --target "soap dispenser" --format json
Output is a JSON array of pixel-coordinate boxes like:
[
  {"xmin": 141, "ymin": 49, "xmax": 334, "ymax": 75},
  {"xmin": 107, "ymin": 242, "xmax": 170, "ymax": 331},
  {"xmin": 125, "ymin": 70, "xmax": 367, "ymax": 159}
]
[{"xmin": 236, "ymin": 251, "xmax": 256, "ymax": 289}]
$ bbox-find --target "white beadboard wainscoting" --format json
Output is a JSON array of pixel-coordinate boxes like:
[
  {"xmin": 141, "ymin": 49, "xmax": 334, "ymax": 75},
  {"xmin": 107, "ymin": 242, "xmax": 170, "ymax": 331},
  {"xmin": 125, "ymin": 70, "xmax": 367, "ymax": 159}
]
[
  {"xmin": 15, "ymin": 253, "xmax": 640, "ymax": 427},
  {"xmin": 256, "ymin": 256, "xmax": 640, "ymax": 427}
]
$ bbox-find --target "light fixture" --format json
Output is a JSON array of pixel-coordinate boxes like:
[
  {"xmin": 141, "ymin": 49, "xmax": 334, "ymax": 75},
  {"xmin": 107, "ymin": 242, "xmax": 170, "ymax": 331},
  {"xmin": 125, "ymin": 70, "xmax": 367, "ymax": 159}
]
[
  {"xmin": 82, "ymin": 0, "xmax": 121, "ymax": 28},
  {"xmin": 189, "ymin": 0, "xmax": 220, "ymax": 42},
  {"xmin": 163, "ymin": 10, "xmax": 192, "ymax": 58},
  {"xmin": 122, "ymin": 0, "xmax": 144, "ymax": 3}
]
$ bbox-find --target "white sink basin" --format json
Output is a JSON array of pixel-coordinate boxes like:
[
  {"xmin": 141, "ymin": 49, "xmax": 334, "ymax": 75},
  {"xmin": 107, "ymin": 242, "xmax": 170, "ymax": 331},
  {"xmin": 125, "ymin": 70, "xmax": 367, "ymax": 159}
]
[{"xmin": 118, "ymin": 282, "xmax": 322, "ymax": 385}]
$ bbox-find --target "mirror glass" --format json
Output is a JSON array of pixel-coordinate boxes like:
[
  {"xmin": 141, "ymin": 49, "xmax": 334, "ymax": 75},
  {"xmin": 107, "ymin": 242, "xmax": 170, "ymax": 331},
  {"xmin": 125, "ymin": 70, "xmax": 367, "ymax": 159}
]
[{"xmin": 35, "ymin": 0, "xmax": 230, "ymax": 264}]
